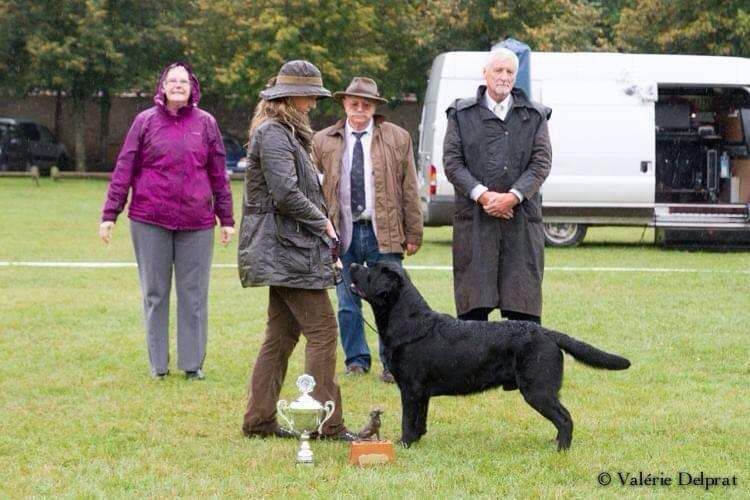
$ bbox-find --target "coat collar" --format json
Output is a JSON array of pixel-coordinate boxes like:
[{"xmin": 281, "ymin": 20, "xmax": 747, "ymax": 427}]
[
  {"xmin": 467, "ymin": 85, "xmax": 532, "ymax": 108},
  {"xmin": 455, "ymin": 86, "xmax": 534, "ymax": 122},
  {"xmin": 470, "ymin": 86, "xmax": 530, "ymax": 122},
  {"xmin": 326, "ymin": 114, "xmax": 387, "ymax": 137}
]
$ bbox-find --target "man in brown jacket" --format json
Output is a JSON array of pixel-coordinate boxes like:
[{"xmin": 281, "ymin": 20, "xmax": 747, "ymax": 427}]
[{"xmin": 313, "ymin": 77, "xmax": 423, "ymax": 383}]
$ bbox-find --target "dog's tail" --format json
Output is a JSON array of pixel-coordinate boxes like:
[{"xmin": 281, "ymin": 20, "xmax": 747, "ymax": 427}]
[{"xmin": 547, "ymin": 329, "xmax": 630, "ymax": 370}]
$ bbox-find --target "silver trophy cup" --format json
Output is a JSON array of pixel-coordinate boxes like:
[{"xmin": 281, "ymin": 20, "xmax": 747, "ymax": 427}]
[{"xmin": 277, "ymin": 374, "xmax": 335, "ymax": 464}]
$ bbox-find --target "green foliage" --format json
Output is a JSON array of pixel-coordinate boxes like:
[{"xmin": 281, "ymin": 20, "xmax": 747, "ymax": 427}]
[
  {"xmin": 522, "ymin": 0, "xmax": 615, "ymax": 51},
  {"xmin": 187, "ymin": 0, "xmax": 392, "ymax": 107},
  {"xmin": 3, "ymin": 0, "xmax": 750, "ymax": 104},
  {"xmin": 18, "ymin": 0, "xmax": 190, "ymax": 97},
  {"xmin": 0, "ymin": 0, "xmax": 35, "ymax": 95},
  {"xmin": 0, "ymin": 0, "xmax": 194, "ymax": 169},
  {"xmin": 616, "ymin": 0, "xmax": 750, "ymax": 55}
]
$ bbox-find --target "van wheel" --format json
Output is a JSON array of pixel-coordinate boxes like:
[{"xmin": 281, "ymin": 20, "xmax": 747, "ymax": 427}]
[{"xmin": 543, "ymin": 223, "xmax": 587, "ymax": 247}]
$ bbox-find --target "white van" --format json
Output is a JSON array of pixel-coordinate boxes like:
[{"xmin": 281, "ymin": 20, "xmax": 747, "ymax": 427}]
[{"xmin": 418, "ymin": 51, "xmax": 750, "ymax": 246}]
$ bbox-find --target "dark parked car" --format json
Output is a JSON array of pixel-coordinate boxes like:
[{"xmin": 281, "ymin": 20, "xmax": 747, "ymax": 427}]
[
  {"xmin": 0, "ymin": 117, "xmax": 69, "ymax": 173},
  {"xmin": 223, "ymin": 133, "xmax": 246, "ymax": 174},
  {"xmin": 0, "ymin": 120, "xmax": 32, "ymax": 171}
]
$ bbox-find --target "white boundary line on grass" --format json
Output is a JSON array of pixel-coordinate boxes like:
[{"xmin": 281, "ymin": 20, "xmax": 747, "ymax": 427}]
[{"xmin": 0, "ymin": 261, "xmax": 748, "ymax": 274}]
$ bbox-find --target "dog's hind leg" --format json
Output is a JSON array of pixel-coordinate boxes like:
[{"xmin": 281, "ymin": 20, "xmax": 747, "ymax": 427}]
[{"xmin": 520, "ymin": 388, "xmax": 573, "ymax": 451}]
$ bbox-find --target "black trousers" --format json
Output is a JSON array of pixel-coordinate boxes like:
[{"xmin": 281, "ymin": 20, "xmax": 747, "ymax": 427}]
[{"xmin": 458, "ymin": 307, "xmax": 541, "ymax": 324}]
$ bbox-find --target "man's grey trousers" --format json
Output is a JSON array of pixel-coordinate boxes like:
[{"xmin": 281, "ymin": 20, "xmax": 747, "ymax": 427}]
[{"xmin": 130, "ymin": 220, "xmax": 214, "ymax": 375}]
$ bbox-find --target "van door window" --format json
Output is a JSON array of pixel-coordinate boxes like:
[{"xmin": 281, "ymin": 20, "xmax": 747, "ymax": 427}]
[
  {"xmin": 38, "ymin": 125, "xmax": 55, "ymax": 144},
  {"xmin": 20, "ymin": 123, "xmax": 40, "ymax": 142}
]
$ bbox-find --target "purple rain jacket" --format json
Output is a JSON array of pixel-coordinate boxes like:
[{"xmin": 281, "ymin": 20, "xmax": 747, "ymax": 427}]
[{"xmin": 101, "ymin": 62, "xmax": 234, "ymax": 230}]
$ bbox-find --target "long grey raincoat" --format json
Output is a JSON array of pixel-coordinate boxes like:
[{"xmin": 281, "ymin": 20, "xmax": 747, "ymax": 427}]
[{"xmin": 443, "ymin": 86, "xmax": 552, "ymax": 317}]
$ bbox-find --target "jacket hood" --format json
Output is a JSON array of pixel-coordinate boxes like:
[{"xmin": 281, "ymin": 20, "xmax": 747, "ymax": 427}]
[{"xmin": 154, "ymin": 61, "xmax": 201, "ymax": 108}]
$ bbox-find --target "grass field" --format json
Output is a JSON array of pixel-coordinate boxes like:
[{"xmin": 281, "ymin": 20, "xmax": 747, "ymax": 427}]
[{"xmin": 1, "ymin": 178, "xmax": 748, "ymax": 498}]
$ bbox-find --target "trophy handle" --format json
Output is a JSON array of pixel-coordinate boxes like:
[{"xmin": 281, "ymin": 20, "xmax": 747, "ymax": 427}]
[
  {"xmin": 276, "ymin": 400, "xmax": 294, "ymax": 432},
  {"xmin": 317, "ymin": 400, "xmax": 335, "ymax": 435}
]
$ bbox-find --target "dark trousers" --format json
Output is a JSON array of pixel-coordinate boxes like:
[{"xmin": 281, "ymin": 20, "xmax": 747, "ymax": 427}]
[
  {"xmin": 243, "ymin": 286, "xmax": 345, "ymax": 436},
  {"xmin": 336, "ymin": 220, "xmax": 402, "ymax": 372},
  {"xmin": 458, "ymin": 307, "xmax": 541, "ymax": 324}
]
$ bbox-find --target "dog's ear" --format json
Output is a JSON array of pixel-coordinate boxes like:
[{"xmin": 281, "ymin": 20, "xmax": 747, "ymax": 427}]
[{"xmin": 375, "ymin": 266, "xmax": 403, "ymax": 302}]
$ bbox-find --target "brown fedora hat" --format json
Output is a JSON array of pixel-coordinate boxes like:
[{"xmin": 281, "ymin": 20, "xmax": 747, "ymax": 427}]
[{"xmin": 333, "ymin": 77, "xmax": 388, "ymax": 104}]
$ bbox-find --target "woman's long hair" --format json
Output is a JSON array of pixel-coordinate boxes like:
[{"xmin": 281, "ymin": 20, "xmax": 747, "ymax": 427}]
[{"xmin": 248, "ymin": 93, "xmax": 314, "ymax": 152}]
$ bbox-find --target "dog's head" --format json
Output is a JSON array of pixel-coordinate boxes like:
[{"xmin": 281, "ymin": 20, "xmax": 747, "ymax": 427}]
[{"xmin": 349, "ymin": 261, "xmax": 406, "ymax": 308}]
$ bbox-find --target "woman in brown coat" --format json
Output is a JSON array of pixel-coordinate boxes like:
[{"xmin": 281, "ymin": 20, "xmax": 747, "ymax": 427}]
[{"xmin": 239, "ymin": 60, "xmax": 355, "ymax": 441}]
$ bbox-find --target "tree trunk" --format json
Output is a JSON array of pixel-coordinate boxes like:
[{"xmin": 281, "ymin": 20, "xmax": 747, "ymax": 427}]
[
  {"xmin": 54, "ymin": 90, "xmax": 62, "ymax": 139},
  {"xmin": 99, "ymin": 88, "xmax": 111, "ymax": 170},
  {"xmin": 73, "ymin": 98, "xmax": 86, "ymax": 172}
]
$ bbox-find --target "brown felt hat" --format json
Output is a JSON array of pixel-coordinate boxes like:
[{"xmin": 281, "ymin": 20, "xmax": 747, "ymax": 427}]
[
  {"xmin": 333, "ymin": 77, "xmax": 388, "ymax": 104},
  {"xmin": 259, "ymin": 60, "xmax": 331, "ymax": 101}
]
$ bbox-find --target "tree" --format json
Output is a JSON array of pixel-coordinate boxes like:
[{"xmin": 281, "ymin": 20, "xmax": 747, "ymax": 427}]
[
  {"xmin": 522, "ymin": 0, "xmax": 615, "ymax": 51},
  {"xmin": 187, "ymin": 0, "xmax": 389, "ymax": 110},
  {"xmin": 0, "ymin": 0, "xmax": 35, "ymax": 96},
  {"xmin": 615, "ymin": 0, "xmax": 750, "ymax": 56},
  {"xmin": 4, "ymin": 0, "xmax": 191, "ymax": 170}
]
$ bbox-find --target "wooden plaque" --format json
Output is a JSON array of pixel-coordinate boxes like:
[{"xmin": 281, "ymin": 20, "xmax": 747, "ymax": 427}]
[{"xmin": 348, "ymin": 440, "xmax": 396, "ymax": 466}]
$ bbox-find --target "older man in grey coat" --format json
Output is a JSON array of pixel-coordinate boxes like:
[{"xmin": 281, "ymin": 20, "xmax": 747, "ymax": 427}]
[{"xmin": 443, "ymin": 48, "xmax": 552, "ymax": 323}]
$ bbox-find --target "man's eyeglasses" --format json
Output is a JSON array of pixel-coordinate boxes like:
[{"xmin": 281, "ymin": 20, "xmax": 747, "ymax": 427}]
[{"xmin": 346, "ymin": 100, "xmax": 374, "ymax": 111}]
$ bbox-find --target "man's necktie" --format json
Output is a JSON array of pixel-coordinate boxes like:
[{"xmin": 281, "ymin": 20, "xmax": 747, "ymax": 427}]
[
  {"xmin": 350, "ymin": 131, "xmax": 366, "ymax": 218},
  {"xmin": 494, "ymin": 102, "xmax": 504, "ymax": 119}
]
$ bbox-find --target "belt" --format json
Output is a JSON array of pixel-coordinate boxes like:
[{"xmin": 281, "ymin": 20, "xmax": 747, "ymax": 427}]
[{"xmin": 353, "ymin": 219, "xmax": 373, "ymax": 226}]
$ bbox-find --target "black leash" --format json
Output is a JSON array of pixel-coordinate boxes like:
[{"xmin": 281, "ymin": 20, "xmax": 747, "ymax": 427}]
[
  {"xmin": 330, "ymin": 233, "xmax": 378, "ymax": 334},
  {"xmin": 338, "ymin": 264, "xmax": 380, "ymax": 335}
]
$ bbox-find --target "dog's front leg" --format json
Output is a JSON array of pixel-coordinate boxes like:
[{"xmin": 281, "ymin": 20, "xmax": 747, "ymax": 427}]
[
  {"xmin": 398, "ymin": 390, "xmax": 424, "ymax": 447},
  {"xmin": 416, "ymin": 396, "xmax": 430, "ymax": 437}
]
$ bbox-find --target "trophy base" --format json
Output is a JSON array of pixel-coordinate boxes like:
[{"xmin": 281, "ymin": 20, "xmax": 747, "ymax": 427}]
[
  {"xmin": 296, "ymin": 432, "xmax": 315, "ymax": 465},
  {"xmin": 348, "ymin": 440, "xmax": 395, "ymax": 466}
]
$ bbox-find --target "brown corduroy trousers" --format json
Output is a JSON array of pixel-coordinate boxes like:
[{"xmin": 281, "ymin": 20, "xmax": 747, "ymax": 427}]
[{"xmin": 242, "ymin": 286, "xmax": 345, "ymax": 436}]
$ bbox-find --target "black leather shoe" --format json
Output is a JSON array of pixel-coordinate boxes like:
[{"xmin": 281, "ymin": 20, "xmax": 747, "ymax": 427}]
[
  {"xmin": 274, "ymin": 427, "xmax": 297, "ymax": 439},
  {"xmin": 185, "ymin": 369, "xmax": 205, "ymax": 380},
  {"xmin": 153, "ymin": 370, "xmax": 169, "ymax": 380},
  {"xmin": 243, "ymin": 426, "xmax": 297, "ymax": 439},
  {"xmin": 319, "ymin": 428, "xmax": 358, "ymax": 442}
]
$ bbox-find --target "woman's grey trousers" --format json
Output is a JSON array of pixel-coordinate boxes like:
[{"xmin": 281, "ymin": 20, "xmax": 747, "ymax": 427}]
[{"xmin": 130, "ymin": 220, "xmax": 214, "ymax": 375}]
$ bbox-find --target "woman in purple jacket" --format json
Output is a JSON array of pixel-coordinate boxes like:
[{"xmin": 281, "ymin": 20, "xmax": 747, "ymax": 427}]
[{"xmin": 99, "ymin": 61, "xmax": 235, "ymax": 380}]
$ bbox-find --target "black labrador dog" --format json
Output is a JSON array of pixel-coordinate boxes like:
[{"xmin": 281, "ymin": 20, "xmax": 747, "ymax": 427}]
[{"xmin": 349, "ymin": 261, "xmax": 630, "ymax": 450}]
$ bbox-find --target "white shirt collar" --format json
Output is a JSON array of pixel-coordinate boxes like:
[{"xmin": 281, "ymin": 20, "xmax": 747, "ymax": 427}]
[
  {"xmin": 484, "ymin": 91, "xmax": 513, "ymax": 120},
  {"xmin": 345, "ymin": 118, "xmax": 374, "ymax": 138}
]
